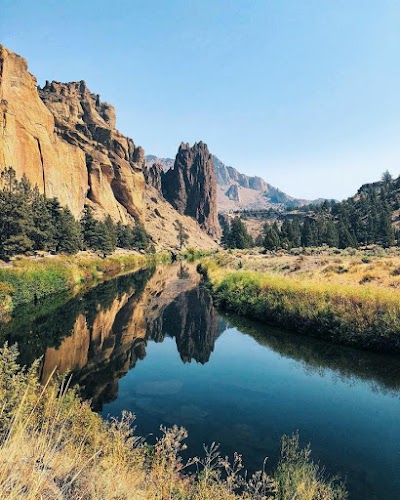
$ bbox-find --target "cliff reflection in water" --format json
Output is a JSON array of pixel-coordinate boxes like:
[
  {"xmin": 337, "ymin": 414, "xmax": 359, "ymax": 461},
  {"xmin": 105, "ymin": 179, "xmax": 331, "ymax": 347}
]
[
  {"xmin": 3, "ymin": 262, "xmax": 400, "ymax": 413},
  {"xmin": 3, "ymin": 263, "xmax": 224, "ymax": 410}
]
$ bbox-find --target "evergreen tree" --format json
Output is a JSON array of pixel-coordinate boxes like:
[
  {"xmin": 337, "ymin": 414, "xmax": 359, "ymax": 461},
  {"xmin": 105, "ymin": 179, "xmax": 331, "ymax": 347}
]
[
  {"xmin": 325, "ymin": 220, "xmax": 339, "ymax": 247},
  {"xmin": 337, "ymin": 221, "xmax": 356, "ymax": 248},
  {"xmin": 301, "ymin": 219, "xmax": 315, "ymax": 247},
  {"xmin": 263, "ymin": 223, "xmax": 281, "ymax": 251},
  {"xmin": 228, "ymin": 217, "xmax": 253, "ymax": 249},
  {"xmin": 56, "ymin": 208, "xmax": 83, "ymax": 254},
  {"xmin": 175, "ymin": 220, "xmax": 189, "ymax": 250},
  {"xmin": 81, "ymin": 206, "xmax": 99, "ymax": 250},
  {"xmin": 0, "ymin": 168, "xmax": 34, "ymax": 257}
]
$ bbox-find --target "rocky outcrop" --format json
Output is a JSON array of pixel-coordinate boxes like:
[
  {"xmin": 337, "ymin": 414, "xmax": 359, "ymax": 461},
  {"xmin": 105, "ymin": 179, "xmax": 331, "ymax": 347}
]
[
  {"xmin": 0, "ymin": 45, "xmax": 87, "ymax": 217},
  {"xmin": 212, "ymin": 155, "xmax": 321, "ymax": 212},
  {"xmin": 144, "ymin": 162, "xmax": 163, "ymax": 193},
  {"xmin": 162, "ymin": 142, "xmax": 221, "ymax": 238},
  {"xmin": 39, "ymin": 80, "xmax": 145, "ymax": 222},
  {"xmin": 225, "ymin": 184, "xmax": 240, "ymax": 202},
  {"xmin": 213, "ymin": 155, "xmax": 267, "ymax": 192},
  {"xmin": 145, "ymin": 155, "xmax": 174, "ymax": 172},
  {"xmin": 0, "ymin": 45, "xmax": 221, "ymax": 248},
  {"xmin": 0, "ymin": 45, "xmax": 145, "ymax": 223},
  {"xmin": 146, "ymin": 152, "xmax": 317, "ymax": 214}
]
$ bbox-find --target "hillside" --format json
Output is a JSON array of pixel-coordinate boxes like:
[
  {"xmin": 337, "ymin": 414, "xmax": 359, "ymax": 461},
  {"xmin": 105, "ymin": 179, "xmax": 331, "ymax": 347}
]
[{"xmin": 234, "ymin": 171, "xmax": 400, "ymax": 249}]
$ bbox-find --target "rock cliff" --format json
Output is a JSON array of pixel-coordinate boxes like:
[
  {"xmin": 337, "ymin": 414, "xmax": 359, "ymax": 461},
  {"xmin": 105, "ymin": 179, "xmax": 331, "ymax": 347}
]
[
  {"xmin": 39, "ymin": 80, "xmax": 145, "ymax": 222},
  {"xmin": 147, "ymin": 152, "xmax": 322, "ymax": 213},
  {"xmin": 0, "ymin": 45, "xmax": 220, "ymax": 249},
  {"xmin": 0, "ymin": 45, "xmax": 144, "ymax": 223},
  {"xmin": 162, "ymin": 142, "xmax": 221, "ymax": 238},
  {"xmin": 144, "ymin": 162, "xmax": 163, "ymax": 193},
  {"xmin": 225, "ymin": 184, "xmax": 240, "ymax": 202},
  {"xmin": 0, "ymin": 45, "xmax": 87, "ymax": 218}
]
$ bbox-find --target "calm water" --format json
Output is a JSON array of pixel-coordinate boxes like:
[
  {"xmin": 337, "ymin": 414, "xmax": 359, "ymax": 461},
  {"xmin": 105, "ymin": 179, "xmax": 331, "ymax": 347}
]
[{"xmin": 2, "ymin": 263, "xmax": 400, "ymax": 499}]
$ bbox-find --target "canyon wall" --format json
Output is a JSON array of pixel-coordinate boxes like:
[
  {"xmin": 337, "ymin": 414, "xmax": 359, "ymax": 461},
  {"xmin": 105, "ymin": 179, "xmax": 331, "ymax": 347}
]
[{"xmin": 0, "ymin": 45, "xmax": 220, "ymax": 248}]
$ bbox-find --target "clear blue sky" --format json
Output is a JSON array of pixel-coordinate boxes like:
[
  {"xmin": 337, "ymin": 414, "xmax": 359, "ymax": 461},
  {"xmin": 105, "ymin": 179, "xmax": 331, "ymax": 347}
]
[{"xmin": 2, "ymin": 0, "xmax": 400, "ymax": 200}]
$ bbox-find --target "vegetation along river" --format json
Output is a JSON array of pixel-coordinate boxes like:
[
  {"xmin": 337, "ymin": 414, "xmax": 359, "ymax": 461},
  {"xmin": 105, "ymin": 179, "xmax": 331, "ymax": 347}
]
[{"xmin": 1, "ymin": 263, "xmax": 400, "ymax": 500}]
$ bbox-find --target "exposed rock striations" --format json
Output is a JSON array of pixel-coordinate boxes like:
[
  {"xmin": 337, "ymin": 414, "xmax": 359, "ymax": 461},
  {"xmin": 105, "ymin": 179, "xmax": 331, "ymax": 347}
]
[
  {"xmin": 0, "ymin": 45, "xmax": 146, "ymax": 223},
  {"xmin": 0, "ymin": 45, "xmax": 87, "ymax": 217},
  {"xmin": 147, "ymin": 152, "xmax": 325, "ymax": 213},
  {"xmin": 162, "ymin": 142, "xmax": 221, "ymax": 238},
  {"xmin": 225, "ymin": 184, "xmax": 240, "ymax": 202},
  {"xmin": 144, "ymin": 162, "xmax": 163, "ymax": 193},
  {"xmin": 39, "ymin": 80, "xmax": 145, "ymax": 223}
]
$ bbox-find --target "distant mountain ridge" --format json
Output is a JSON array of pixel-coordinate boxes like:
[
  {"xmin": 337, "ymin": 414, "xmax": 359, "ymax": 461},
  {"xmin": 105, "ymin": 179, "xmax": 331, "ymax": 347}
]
[{"xmin": 146, "ymin": 153, "xmax": 321, "ymax": 212}]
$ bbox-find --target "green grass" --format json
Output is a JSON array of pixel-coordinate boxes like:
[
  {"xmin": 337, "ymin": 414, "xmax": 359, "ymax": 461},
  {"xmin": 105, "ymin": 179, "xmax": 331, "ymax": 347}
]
[
  {"xmin": 200, "ymin": 260, "xmax": 400, "ymax": 352},
  {"xmin": 0, "ymin": 252, "xmax": 152, "ymax": 313},
  {"xmin": 183, "ymin": 248, "xmax": 217, "ymax": 262}
]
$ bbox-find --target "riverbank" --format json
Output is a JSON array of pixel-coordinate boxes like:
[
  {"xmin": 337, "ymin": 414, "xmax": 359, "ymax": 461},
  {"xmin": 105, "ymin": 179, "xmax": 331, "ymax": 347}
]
[
  {"xmin": 0, "ymin": 251, "xmax": 166, "ymax": 318},
  {"xmin": 199, "ymin": 249, "xmax": 400, "ymax": 352},
  {"xmin": 0, "ymin": 343, "xmax": 346, "ymax": 499}
]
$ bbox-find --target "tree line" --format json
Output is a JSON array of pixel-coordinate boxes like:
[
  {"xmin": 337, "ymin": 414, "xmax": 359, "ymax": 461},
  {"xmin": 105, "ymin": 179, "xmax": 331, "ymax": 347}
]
[
  {"xmin": 264, "ymin": 171, "xmax": 399, "ymax": 250},
  {"xmin": 0, "ymin": 168, "xmax": 150, "ymax": 260},
  {"xmin": 223, "ymin": 171, "xmax": 400, "ymax": 251}
]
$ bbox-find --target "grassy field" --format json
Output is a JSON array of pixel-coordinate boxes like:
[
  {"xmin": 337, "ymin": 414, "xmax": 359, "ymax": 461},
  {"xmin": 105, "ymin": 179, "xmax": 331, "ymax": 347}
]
[
  {"xmin": 200, "ymin": 247, "xmax": 400, "ymax": 352},
  {"xmin": 0, "ymin": 344, "xmax": 346, "ymax": 499},
  {"xmin": 0, "ymin": 251, "xmax": 163, "ymax": 318}
]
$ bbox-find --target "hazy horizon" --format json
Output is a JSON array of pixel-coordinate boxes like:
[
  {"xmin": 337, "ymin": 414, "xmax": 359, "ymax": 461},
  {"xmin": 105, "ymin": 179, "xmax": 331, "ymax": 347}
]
[{"xmin": 2, "ymin": 0, "xmax": 399, "ymax": 201}]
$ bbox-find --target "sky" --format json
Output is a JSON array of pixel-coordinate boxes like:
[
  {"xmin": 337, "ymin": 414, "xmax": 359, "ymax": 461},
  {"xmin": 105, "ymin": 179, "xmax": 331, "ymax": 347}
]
[{"xmin": 1, "ymin": 0, "xmax": 400, "ymax": 200}]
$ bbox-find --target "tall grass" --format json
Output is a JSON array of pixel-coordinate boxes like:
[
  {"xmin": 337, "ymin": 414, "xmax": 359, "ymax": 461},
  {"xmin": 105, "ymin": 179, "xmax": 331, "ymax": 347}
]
[
  {"xmin": 0, "ymin": 344, "xmax": 346, "ymax": 499},
  {"xmin": 0, "ymin": 253, "xmax": 150, "ymax": 312},
  {"xmin": 200, "ymin": 260, "xmax": 400, "ymax": 352}
]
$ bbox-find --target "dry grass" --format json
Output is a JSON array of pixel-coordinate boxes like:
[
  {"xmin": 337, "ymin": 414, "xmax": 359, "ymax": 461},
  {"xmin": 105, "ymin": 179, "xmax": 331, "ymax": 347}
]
[
  {"xmin": 213, "ymin": 246, "xmax": 400, "ymax": 290},
  {"xmin": 201, "ymin": 248, "xmax": 400, "ymax": 351}
]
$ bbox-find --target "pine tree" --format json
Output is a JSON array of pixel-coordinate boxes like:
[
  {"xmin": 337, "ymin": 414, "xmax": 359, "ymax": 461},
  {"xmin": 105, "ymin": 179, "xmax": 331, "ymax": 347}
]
[
  {"xmin": 263, "ymin": 224, "xmax": 281, "ymax": 251},
  {"xmin": 228, "ymin": 217, "xmax": 253, "ymax": 249},
  {"xmin": 325, "ymin": 220, "xmax": 339, "ymax": 247},
  {"xmin": 56, "ymin": 208, "xmax": 83, "ymax": 254},
  {"xmin": 175, "ymin": 220, "xmax": 189, "ymax": 250},
  {"xmin": 132, "ymin": 223, "xmax": 149, "ymax": 250},
  {"xmin": 81, "ymin": 206, "xmax": 99, "ymax": 250}
]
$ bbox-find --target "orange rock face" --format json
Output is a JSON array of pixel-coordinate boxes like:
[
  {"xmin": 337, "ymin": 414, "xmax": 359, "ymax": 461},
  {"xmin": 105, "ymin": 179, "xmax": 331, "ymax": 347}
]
[
  {"xmin": 0, "ymin": 45, "xmax": 144, "ymax": 223},
  {"xmin": 0, "ymin": 45, "xmax": 220, "ymax": 249}
]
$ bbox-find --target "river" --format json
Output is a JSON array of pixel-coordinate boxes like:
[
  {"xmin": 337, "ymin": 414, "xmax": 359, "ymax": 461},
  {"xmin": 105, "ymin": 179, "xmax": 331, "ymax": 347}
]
[{"xmin": 2, "ymin": 263, "xmax": 400, "ymax": 499}]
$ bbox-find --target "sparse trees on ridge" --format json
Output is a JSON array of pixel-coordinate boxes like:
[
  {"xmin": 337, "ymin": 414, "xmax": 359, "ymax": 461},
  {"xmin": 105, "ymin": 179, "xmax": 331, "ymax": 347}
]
[{"xmin": 259, "ymin": 171, "xmax": 400, "ymax": 251}]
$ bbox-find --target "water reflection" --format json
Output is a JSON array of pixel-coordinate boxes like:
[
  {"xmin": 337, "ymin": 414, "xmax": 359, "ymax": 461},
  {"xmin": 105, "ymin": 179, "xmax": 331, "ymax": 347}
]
[
  {"xmin": 2, "ymin": 262, "xmax": 400, "ymax": 499},
  {"xmin": 2, "ymin": 262, "xmax": 400, "ymax": 407},
  {"xmin": 2, "ymin": 263, "xmax": 226, "ymax": 409}
]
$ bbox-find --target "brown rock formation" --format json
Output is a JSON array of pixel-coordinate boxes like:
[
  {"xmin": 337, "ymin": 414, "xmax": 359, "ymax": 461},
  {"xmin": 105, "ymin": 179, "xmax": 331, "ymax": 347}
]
[
  {"xmin": 162, "ymin": 142, "xmax": 221, "ymax": 238},
  {"xmin": 225, "ymin": 184, "xmax": 240, "ymax": 202},
  {"xmin": 0, "ymin": 45, "xmax": 144, "ymax": 223},
  {"xmin": 144, "ymin": 162, "xmax": 163, "ymax": 193},
  {"xmin": 0, "ymin": 45, "xmax": 220, "ymax": 249},
  {"xmin": 0, "ymin": 45, "xmax": 87, "ymax": 217},
  {"xmin": 39, "ymin": 80, "xmax": 145, "ymax": 222}
]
